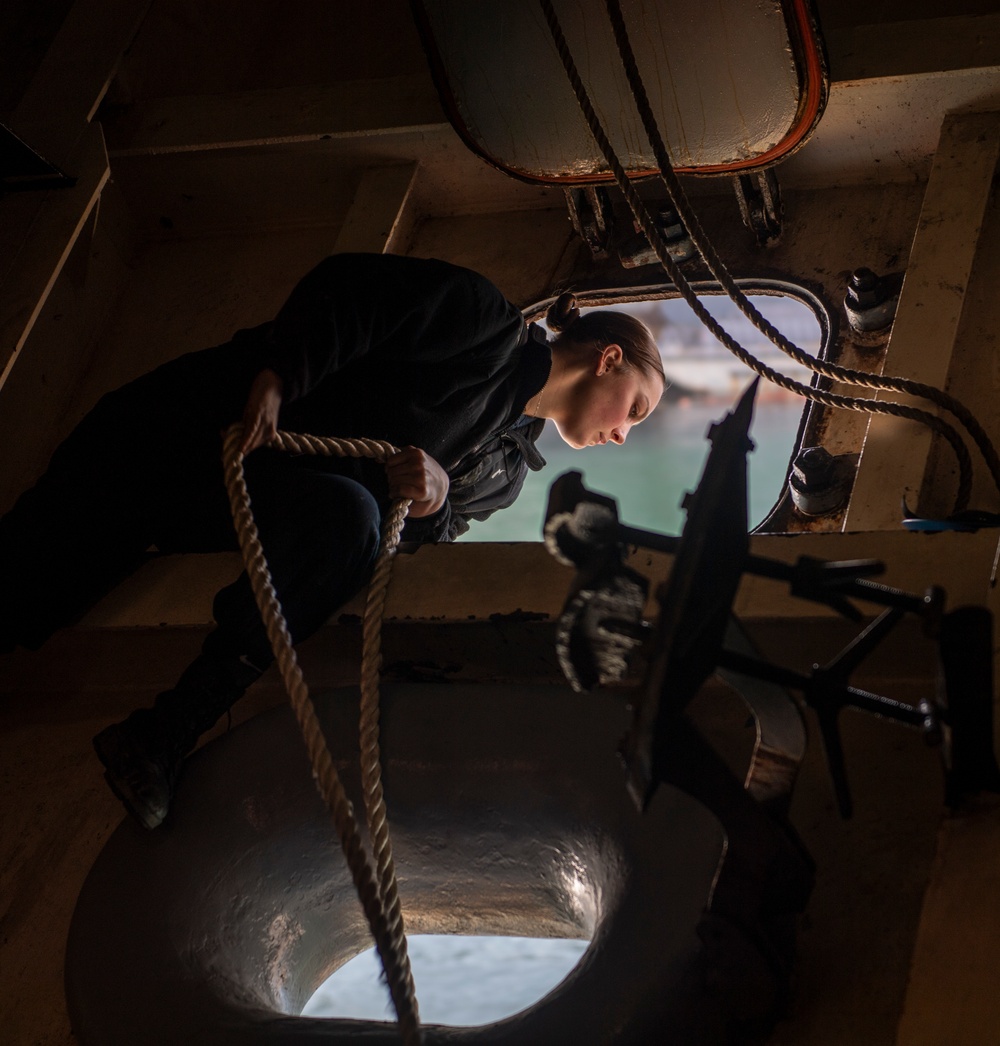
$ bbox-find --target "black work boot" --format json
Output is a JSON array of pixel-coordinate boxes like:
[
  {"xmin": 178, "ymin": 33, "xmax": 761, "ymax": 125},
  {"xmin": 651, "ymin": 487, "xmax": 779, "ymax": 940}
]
[
  {"xmin": 93, "ymin": 653, "xmax": 263, "ymax": 829},
  {"xmin": 92, "ymin": 706, "xmax": 179, "ymax": 830}
]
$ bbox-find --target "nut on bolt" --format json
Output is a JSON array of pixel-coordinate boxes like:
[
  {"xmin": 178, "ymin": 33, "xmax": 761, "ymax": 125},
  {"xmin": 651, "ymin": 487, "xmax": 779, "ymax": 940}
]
[
  {"xmin": 789, "ymin": 446, "xmax": 849, "ymax": 516},
  {"xmin": 845, "ymin": 267, "xmax": 904, "ymax": 335},
  {"xmin": 847, "ymin": 267, "xmax": 879, "ymax": 307}
]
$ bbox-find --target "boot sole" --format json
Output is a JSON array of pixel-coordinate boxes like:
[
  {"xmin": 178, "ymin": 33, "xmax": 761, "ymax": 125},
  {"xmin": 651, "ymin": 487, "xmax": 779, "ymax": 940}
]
[
  {"xmin": 93, "ymin": 725, "xmax": 170, "ymax": 830},
  {"xmin": 100, "ymin": 769, "xmax": 165, "ymax": 831}
]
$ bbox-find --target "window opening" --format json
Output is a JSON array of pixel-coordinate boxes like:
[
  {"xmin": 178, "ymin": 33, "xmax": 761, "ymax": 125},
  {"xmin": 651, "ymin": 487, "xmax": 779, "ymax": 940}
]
[
  {"xmin": 302, "ymin": 934, "xmax": 590, "ymax": 1025},
  {"xmin": 458, "ymin": 291, "xmax": 821, "ymax": 542}
]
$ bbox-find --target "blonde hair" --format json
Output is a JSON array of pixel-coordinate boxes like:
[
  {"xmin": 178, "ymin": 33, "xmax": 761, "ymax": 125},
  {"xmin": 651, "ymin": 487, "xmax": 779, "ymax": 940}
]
[{"xmin": 546, "ymin": 292, "xmax": 665, "ymax": 386}]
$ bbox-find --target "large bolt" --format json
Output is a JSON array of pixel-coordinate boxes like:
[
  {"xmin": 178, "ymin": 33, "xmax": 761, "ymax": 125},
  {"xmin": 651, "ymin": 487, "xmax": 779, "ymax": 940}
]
[
  {"xmin": 845, "ymin": 267, "xmax": 904, "ymax": 334},
  {"xmin": 791, "ymin": 446, "xmax": 835, "ymax": 491},
  {"xmin": 848, "ymin": 267, "xmax": 880, "ymax": 308},
  {"xmin": 789, "ymin": 446, "xmax": 849, "ymax": 516}
]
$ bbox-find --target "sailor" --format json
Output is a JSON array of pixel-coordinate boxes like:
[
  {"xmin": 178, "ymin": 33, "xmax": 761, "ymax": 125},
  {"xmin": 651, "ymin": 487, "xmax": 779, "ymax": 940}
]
[{"xmin": 0, "ymin": 252, "xmax": 665, "ymax": 827}]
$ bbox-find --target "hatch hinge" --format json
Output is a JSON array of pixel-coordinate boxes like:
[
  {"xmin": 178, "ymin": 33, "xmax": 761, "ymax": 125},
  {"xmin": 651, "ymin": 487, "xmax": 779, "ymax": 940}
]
[{"xmin": 733, "ymin": 168, "xmax": 782, "ymax": 247}]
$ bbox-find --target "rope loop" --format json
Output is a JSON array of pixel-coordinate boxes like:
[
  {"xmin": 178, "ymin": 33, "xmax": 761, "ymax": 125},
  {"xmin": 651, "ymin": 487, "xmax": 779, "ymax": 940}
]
[{"xmin": 221, "ymin": 423, "xmax": 421, "ymax": 1045}]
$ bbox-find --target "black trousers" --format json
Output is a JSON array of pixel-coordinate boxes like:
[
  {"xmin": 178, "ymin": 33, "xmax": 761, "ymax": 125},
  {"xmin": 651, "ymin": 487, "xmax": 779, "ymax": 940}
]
[{"xmin": 0, "ymin": 371, "xmax": 384, "ymax": 669}]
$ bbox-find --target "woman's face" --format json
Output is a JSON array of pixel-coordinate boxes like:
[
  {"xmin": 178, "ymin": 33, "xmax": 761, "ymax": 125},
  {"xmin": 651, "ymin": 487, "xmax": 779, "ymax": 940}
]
[{"xmin": 555, "ymin": 345, "xmax": 664, "ymax": 450}]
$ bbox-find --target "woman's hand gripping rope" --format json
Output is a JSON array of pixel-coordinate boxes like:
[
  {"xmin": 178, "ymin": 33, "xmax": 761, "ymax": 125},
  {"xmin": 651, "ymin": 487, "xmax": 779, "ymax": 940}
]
[
  {"xmin": 239, "ymin": 367, "xmax": 449, "ymax": 517},
  {"xmin": 386, "ymin": 446, "xmax": 450, "ymax": 518},
  {"xmin": 240, "ymin": 368, "xmax": 284, "ymax": 456}
]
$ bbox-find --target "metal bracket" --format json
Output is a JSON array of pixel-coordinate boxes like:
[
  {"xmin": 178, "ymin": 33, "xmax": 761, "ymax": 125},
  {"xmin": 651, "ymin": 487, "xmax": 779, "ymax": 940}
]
[
  {"xmin": 563, "ymin": 185, "xmax": 614, "ymax": 257},
  {"xmin": 616, "ymin": 205, "xmax": 695, "ymax": 268},
  {"xmin": 733, "ymin": 168, "xmax": 782, "ymax": 247}
]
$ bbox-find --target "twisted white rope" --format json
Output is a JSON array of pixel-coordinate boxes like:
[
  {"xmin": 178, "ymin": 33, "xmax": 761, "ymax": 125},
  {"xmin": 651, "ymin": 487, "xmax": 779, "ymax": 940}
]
[{"xmin": 221, "ymin": 423, "xmax": 420, "ymax": 1044}]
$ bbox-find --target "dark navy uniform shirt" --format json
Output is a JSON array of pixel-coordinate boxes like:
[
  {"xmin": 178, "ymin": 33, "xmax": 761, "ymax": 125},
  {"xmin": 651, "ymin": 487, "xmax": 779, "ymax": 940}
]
[{"xmin": 183, "ymin": 253, "xmax": 551, "ymax": 540}]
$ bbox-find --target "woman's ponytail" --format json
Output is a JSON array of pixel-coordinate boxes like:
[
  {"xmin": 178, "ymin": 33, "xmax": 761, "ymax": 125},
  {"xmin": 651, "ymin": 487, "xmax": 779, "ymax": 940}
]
[{"xmin": 546, "ymin": 291, "xmax": 581, "ymax": 333}]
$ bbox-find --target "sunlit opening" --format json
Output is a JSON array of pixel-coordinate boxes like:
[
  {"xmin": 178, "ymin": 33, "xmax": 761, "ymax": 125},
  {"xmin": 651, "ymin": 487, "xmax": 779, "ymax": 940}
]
[
  {"xmin": 459, "ymin": 292, "xmax": 820, "ymax": 541},
  {"xmin": 302, "ymin": 935, "xmax": 590, "ymax": 1025}
]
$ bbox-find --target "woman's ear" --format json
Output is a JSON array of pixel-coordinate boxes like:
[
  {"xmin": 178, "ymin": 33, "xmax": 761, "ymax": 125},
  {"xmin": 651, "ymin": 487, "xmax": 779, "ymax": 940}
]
[{"xmin": 596, "ymin": 343, "xmax": 624, "ymax": 375}]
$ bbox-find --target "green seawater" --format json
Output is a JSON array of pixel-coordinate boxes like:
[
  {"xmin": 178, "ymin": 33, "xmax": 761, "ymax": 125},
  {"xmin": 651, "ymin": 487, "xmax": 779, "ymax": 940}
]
[{"xmin": 459, "ymin": 392, "xmax": 803, "ymax": 542}]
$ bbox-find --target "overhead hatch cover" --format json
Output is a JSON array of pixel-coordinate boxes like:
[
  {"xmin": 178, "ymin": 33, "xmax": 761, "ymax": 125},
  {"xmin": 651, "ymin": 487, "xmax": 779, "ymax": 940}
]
[{"xmin": 412, "ymin": 0, "xmax": 827, "ymax": 183}]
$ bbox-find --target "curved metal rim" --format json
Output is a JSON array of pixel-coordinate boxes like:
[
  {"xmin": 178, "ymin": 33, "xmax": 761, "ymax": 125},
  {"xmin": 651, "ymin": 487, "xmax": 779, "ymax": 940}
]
[{"xmin": 412, "ymin": 0, "xmax": 829, "ymax": 185}]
